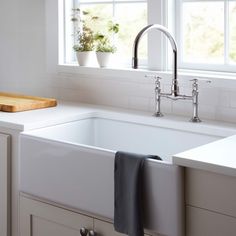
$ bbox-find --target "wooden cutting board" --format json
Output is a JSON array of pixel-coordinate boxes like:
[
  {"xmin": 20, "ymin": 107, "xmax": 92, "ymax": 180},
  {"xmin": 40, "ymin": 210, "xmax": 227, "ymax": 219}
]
[{"xmin": 0, "ymin": 92, "xmax": 57, "ymax": 112}]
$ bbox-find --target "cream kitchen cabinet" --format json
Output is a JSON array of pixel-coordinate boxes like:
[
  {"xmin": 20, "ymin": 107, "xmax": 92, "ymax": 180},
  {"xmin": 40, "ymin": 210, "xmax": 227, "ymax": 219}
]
[
  {"xmin": 94, "ymin": 219, "xmax": 153, "ymax": 236},
  {"xmin": 185, "ymin": 168, "xmax": 236, "ymax": 236},
  {"xmin": 20, "ymin": 196, "xmax": 93, "ymax": 236},
  {"xmin": 20, "ymin": 196, "xmax": 154, "ymax": 236},
  {"xmin": 0, "ymin": 126, "xmax": 24, "ymax": 236},
  {"xmin": 0, "ymin": 133, "xmax": 10, "ymax": 236}
]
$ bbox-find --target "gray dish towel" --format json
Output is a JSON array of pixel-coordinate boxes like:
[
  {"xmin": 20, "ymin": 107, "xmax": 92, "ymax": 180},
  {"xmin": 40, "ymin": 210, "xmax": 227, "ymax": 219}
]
[{"xmin": 114, "ymin": 151, "xmax": 162, "ymax": 236}]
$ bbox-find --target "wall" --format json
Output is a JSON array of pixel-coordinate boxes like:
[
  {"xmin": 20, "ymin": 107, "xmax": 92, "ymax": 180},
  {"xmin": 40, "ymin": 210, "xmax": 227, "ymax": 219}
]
[
  {"xmin": 49, "ymin": 70, "xmax": 236, "ymax": 123},
  {"xmin": 0, "ymin": 0, "xmax": 236, "ymax": 124},
  {"xmin": 0, "ymin": 0, "xmax": 51, "ymax": 96}
]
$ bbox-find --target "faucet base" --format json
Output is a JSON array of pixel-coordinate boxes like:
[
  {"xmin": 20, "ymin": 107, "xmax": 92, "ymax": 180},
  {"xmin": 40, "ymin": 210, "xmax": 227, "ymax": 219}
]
[
  {"xmin": 154, "ymin": 112, "xmax": 164, "ymax": 117},
  {"xmin": 190, "ymin": 117, "xmax": 202, "ymax": 123}
]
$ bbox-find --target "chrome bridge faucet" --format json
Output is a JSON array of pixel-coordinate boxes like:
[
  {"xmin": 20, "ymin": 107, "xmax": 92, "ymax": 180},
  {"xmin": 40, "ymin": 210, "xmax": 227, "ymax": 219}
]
[
  {"xmin": 132, "ymin": 24, "xmax": 210, "ymax": 122},
  {"xmin": 148, "ymin": 75, "xmax": 209, "ymax": 123}
]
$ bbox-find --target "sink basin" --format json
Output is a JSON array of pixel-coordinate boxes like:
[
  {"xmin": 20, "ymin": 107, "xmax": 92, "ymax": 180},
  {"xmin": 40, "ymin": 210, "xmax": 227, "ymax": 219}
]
[
  {"xmin": 20, "ymin": 113, "xmax": 221, "ymax": 236},
  {"xmin": 21, "ymin": 116, "xmax": 221, "ymax": 162}
]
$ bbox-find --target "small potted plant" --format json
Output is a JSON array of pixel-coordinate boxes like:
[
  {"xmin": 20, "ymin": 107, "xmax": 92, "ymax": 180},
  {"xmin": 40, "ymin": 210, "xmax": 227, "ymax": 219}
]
[
  {"xmin": 73, "ymin": 26, "xmax": 95, "ymax": 66},
  {"xmin": 95, "ymin": 22, "xmax": 119, "ymax": 68},
  {"xmin": 72, "ymin": 9, "xmax": 97, "ymax": 66}
]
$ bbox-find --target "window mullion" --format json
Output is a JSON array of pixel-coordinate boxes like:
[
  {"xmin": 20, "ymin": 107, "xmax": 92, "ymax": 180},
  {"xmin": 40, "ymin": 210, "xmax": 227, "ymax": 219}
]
[
  {"xmin": 113, "ymin": 0, "xmax": 115, "ymax": 16},
  {"xmin": 148, "ymin": 0, "xmax": 167, "ymax": 70},
  {"xmin": 175, "ymin": 0, "xmax": 183, "ymax": 68},
  {"xmin": 224, "ymin": 0, "xmax": 229, "ymax": 65},
  {"xmin": 64, "ymin": 0, "xmax": 76, "ymax": 64}
]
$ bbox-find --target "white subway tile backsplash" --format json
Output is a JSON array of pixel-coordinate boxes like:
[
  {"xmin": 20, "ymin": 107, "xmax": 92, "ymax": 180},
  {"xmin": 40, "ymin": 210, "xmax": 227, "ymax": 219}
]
[
  {"xmin": 162, "ymin": 84, "xmax": 172, "ymax": 94},
  {"xmin": 215, "ymin": 106, "xmax": 236, "ymax": 123},
  {"xmin": 110, "ymin": 95, "xmax": 129, "ymax": 109},
  {"xmin": 46, "ymin": 72, "xmax": 236, "ymax": 124},
  {"xmin": 128, "ymin": 96, "xmax": 150, "ymax": 112},
  {"xmin": 100, "ymin": 80, "xmax": 138, "ymax": 96},
  {"xmin": 230, "ymin": 92, "xmax": 236, "ymax": 108},
  {"xmin": 172, "ymin": 99, "xmax": 192, "ymax": 117},
  {"xmin": 198, "ymin": 104, "xmax": 216, "ymax": 120},
  {"xmin": 136, "ymin": 83, "xmax": 155, "ymax": 98},
  {"xmin": 199, "ymin": 88, "xmax": 220, "ymax": 106},
  {"xmin": 52, "ymin": 87, "xmax": 82, "ymax": 102},
  {"xmin": 149, "ymin": 97, "xmax": 172, "ymax": 114},
  {"xmin": 218, "ymin": 90, "xmax": 231, "ymax": 108}
]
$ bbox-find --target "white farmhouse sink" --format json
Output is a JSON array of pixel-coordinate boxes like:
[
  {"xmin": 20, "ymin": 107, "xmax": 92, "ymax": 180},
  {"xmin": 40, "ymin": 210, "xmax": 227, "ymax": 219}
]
[
  {"xmin": 21, "ymin": 117, "xmax": 221, "ymax": 161},
  {"xmin": 20, "ymin": 113, "xmax": 221, "ymax": 236}
]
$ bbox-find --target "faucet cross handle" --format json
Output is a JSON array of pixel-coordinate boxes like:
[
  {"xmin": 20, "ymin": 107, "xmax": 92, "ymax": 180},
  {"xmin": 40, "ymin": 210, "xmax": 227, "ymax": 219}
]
[
  {"xmin": 145, "ymin": 75, "xmax": 162, "ymax": 86},
  {"xmin": 145, "ymin": 74, "xmax": 162, "ymax": 80},
  {"xmin": 190, "ymin": 78, "xmax": 212, "ymax": 84}
]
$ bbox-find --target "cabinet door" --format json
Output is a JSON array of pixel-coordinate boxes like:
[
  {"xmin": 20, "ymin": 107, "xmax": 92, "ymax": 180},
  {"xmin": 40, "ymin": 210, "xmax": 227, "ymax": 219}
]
[
  {"xmin": 20, "ymin": 197, "xmax": 93, "ymax": 236},
  {"xmin": 0, "ymin": 133, "xmax": 10, "ymax": 236},
  {"xmin": 94, "ymin": 219, "xmax": 153, "ymax": 236},
  {"xmin": 186, "ymin": 206, "xmax": 236, "ymax": 236}
]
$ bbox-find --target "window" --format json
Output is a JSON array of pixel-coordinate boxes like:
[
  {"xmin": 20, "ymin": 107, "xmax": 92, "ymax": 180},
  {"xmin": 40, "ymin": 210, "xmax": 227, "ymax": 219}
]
[
  {"xmin": 60, "ymin": 0, "xmax": 236, "ymax": 73},
  {"xmin": 63, "ymin": 0, "xmax": 148, "ymax": 66},
  {"xmin": 176, "ymin": 0, "xmax": 236, "ymax": 72}
]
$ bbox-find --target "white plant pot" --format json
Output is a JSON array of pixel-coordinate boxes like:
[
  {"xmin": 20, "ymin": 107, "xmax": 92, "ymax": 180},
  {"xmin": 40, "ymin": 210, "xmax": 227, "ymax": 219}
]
[
  {"xmin": 96, "ymin": 52, "xmax": 112, "ymax": 68},
  {"xmin": 76, "ymin": 51, "xmax": 94, "ymax": 66}
]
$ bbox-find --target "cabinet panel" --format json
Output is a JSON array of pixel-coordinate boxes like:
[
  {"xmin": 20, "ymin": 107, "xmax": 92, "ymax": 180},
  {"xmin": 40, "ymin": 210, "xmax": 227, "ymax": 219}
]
[
  {"xmin": 94, "ymin": 219, "xmax": 126, "ymax": 236},
  {"xmin": 20, "ymin": 197, "xmax": 93, "ymax": 236},
  {"xmin": 32, "ymin": 216, "xmax": 84, "ymax": 236},
  {"xmin": 186, "ymin": 168, "xmax": 236, "ymax": 217},
  {"xmin": 20, "ymin": 196, "xmax": 156, "ymax": 236},
  {"xmin": 186, "ymin": 206, "xmax": 236, "ymax": 236},
  {"xmin": 0, "ymin": 133, "xmax": 10, "ymax": 236},
  {"xmin": 94, "ymin": 219, "xmax": 153, "ymax": 236}
]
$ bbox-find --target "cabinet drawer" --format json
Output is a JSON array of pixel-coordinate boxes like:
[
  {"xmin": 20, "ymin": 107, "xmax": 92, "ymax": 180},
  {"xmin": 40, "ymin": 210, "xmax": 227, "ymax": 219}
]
[
  {"xmin": 20, "ymin": 197, "xmax": 93, "ymax": 236},
  {"xmin": 94, "ymin": 219, "xmax": 160, "ymax": 236},
  {"xmin": 186, "ymin": 168, "xmax": 236, "ymax": 217},
  {"xmin": 186, "ymin": 206, "xmax": 236, "ymax": 236},
  {"xmin": 94, "ymin": 219, "xmax": 126, "ymax": 236}
]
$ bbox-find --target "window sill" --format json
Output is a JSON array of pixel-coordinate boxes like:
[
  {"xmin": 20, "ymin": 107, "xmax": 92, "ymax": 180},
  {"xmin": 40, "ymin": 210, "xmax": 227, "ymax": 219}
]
[
  {"xmin": 57, "ymin": 63, "xmax": 152, "ymax": 79},
  {"xmin": 56, "ymin": 64, "xmax": 236, "ymax": 89}
]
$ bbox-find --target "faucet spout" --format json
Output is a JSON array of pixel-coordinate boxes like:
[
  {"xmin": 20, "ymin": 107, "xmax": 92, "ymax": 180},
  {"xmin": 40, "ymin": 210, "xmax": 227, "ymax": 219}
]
[{"xmin": 132, "ymin": 24, "xmax": 179, "ymax": 96}]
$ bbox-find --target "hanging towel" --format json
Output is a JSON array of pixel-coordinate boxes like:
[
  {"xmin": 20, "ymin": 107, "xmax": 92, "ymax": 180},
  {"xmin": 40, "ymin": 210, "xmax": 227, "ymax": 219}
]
[{"xmin": 114, "ymin": 151, "xmax": 162, "ymax": 236}]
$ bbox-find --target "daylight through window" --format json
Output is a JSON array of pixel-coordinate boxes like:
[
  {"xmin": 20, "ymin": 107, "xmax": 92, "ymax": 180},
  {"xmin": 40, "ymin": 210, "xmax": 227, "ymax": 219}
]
[
  {"xmin": 64, "ymin": 0, "xmax": 147, "ymax": 65},
  {"xmin": 62, "ymin": 0, "xmax": 236, "ymax": 72},
  {"xmin": 177, "ymin": 0, "xmax": 236, "ymax": 71}
]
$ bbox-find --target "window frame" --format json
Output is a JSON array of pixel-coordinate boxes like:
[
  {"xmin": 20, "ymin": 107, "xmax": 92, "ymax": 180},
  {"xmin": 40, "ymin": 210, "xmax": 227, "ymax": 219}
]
[
  {"xmin": 59, "ymin": 0, "xmax": 169, "ymax": 70},
  {"xmin": 57, "ymin": 0, "xmax": 236, "ymax": 75},
  {"xmin": 175, "ymin": 0, "xmax": 236, "ymax": 73},
  {"xmin": 79, "ymin": 0, "xmax": 149, "ymax": 67}
]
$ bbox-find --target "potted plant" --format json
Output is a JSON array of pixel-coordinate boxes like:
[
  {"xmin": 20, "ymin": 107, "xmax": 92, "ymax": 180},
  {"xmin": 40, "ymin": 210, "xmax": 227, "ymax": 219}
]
[
  {"xmin": 72, "ymin": 9, "xmax": 97, "ymax": 66},
  {"xmin": 95, "ymin": 22, "xmax": 119, "ymax": 68}
]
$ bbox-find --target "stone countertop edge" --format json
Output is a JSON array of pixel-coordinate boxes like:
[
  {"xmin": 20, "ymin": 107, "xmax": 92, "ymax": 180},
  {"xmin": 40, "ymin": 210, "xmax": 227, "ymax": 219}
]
[{"xmin": 173, "ymin": 135, "xmax": 236, "ymax": 177}]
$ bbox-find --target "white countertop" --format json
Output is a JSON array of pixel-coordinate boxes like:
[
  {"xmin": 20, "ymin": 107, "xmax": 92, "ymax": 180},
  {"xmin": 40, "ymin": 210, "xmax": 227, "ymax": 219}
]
[
  {"xmin": 173, "ymin": 135, "xmax": 236, "ymax": 177},
  {"xmin": 0, "ymin": 100, "xmax": 235, "ymax": 133},
  {"xmin": 0, "ymin": 101, "xmax": 98, "ymax": 131},
  {"xmin": 1, "ymin": 100, "xmax": 236, "ymax": 177}
]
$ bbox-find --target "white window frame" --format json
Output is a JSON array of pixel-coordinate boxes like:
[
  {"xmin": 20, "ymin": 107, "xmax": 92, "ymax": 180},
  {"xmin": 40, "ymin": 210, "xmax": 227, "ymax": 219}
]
[
  {"xmin": 45, "ymin": 0, "xmax": 236, "ymax": 83},
  {"xmin": 58, "ymin": 0, "xmax": 169, "ymax": 70},
  {"xmin": 175, "ymin": 0, "xmax": 236, "ymax": 73},
  {"xmin": 69, "ymin": 0, "xmax": 149, "ymax": 67}
]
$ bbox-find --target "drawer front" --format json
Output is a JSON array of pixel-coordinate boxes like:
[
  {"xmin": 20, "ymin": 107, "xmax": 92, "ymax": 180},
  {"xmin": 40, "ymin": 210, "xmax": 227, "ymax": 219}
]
[
  {"xmin": 187, "ymin": 206, "xmax": 236, "ymax": 236},
  {"xmin": 94, "ymin": 220, "xmax": 126, "ymax": 236},
  {"xmin": 94, "ymin": 219, "xmax": 162, "ymax": 236},
  {"xmin": 20, "ymin": 197, "xmax": 93, "ymax": 236},
  {"xmin": 186, "ymin": 168, "xmax": 236, "ymax": 217}
]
